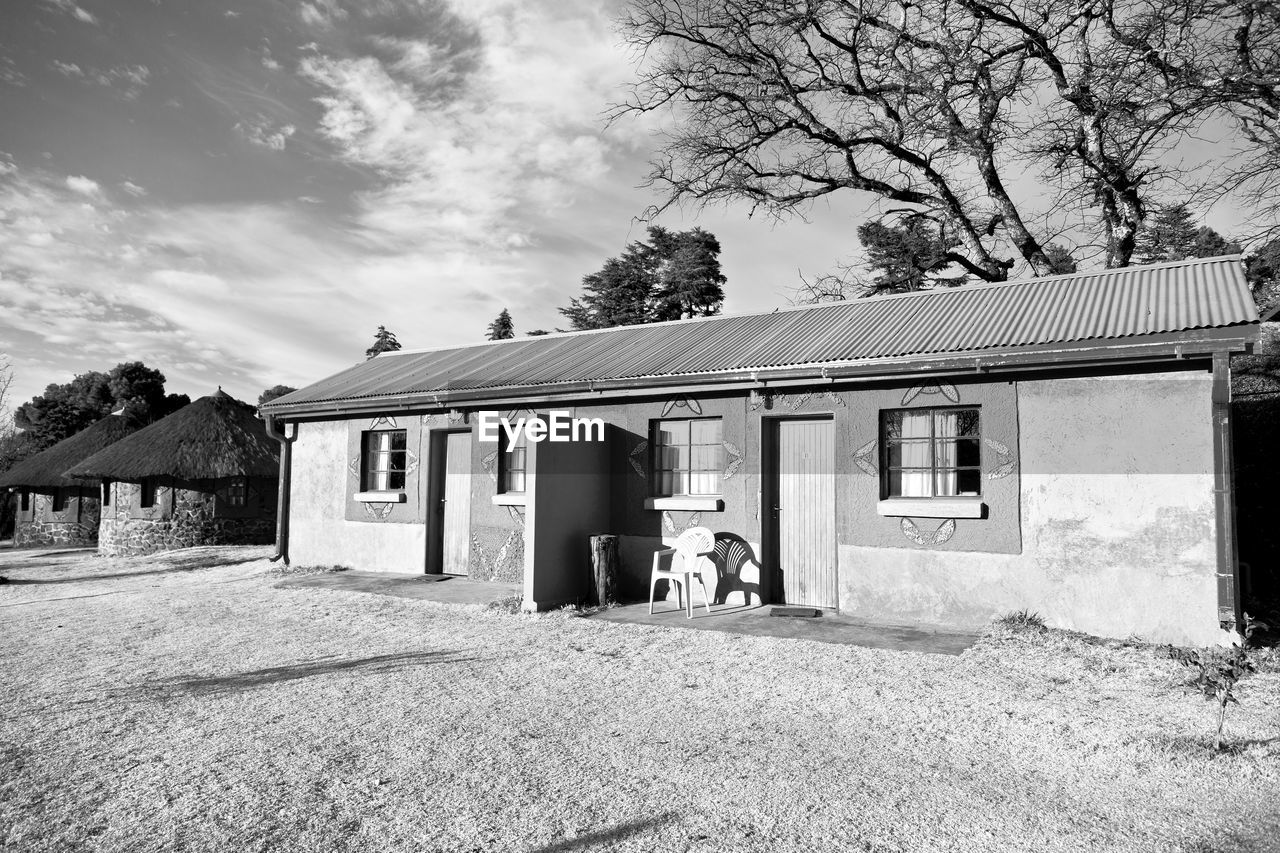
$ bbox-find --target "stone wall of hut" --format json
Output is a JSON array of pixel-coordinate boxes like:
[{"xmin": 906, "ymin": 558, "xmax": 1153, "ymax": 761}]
[
  {"xmin": 98, "ymin": 478, "xmax": 276, "ymax": 556},
  {"xmin": 15, "ymin": 490, "xmax": 101, "ymax": 548}
]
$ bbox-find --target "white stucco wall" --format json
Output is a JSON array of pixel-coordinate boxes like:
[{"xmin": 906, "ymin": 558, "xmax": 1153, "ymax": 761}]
[
  {"xmin": 288, "ymin": 419, "xmax": 425, "ymax": 572},
  {"xmin": 840, "ymin": 370, "xmax": 1221, "ymax": 645}
]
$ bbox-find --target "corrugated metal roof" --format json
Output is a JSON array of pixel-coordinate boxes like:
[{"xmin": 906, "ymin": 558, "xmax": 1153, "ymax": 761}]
[{"xmin": 265, "ymin": 256, "xmax": 1257, "ymax": 411}]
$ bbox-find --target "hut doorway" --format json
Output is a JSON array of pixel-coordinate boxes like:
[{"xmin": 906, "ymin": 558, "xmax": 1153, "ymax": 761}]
[
  {"xmin": 765, "ymin": 417, "xmax": 837, "ymax": 609},
  {"xmin": 426, "ymin": 430, "xmax": 472, "ymax": 576}
]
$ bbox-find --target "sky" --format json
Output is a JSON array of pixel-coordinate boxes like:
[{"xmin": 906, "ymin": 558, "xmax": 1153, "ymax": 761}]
[
  {"xmin": 0, "ymin": 0, "xmax": 1259, "ymax": 415},
  {"xmin": 0, "ymin": 0, "xmax": 873, "ymax": 413}
]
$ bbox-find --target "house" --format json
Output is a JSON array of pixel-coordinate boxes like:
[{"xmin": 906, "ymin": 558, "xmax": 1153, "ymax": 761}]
[
  {"xmin": 259, "ymin": 256, "xmax": 1259, "ymax": 645},
  {"xmin": 0, "ymin": 411, "xmax": 140, "ymax": 547},
  {"xmin": 66, "ymin": 390, "xmax": 279, "ymax": 556}
]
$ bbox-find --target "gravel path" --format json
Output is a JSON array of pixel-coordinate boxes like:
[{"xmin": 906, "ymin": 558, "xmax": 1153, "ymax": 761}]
[{"xmin": 1, "ymin": 546, "xmax": 1278, "ymax": 852}]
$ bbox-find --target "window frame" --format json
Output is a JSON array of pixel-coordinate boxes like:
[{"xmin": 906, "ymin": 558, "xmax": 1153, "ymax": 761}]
[
  {"xmin": 650, "ymin": 417, "xmax": 724, "ymax": 499},
  {"xmin": 102, "ymin": 479, "xmax": 111, "ymax": 507},
  {"xmin": 51, "ymin": 488, "xmax": 66, "ymax": 514},
  {"xmin": 139, "ymin": 479, "xmax": 156, "ymax": 509},
  {"xmin": 225, "ymin": 476, "xmax": 248, "ymax": 508},
  {"xmin": 361, "ymin": 429, "xmax": 409, "ymax": 494},
  {"xmin": 880, "ymin": 406, "xmax": 983, "ymax": 501},
  {"xmin": 19, "ymin": 488, "xmax": 29, "ymax": 514},
  {"xmin": 498, "ymin": 429, "xmax": 528, "ymax": 496}
]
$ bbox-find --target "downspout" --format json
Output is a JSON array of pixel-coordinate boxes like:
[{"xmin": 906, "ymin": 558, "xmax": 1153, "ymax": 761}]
[
  {"xmin": 264, "ymin": 414, "xmax": 295, "ymax": 565},
  {"xmin": 1211, "ymin": 351, "xmax": 1241, "ymax": 631}
]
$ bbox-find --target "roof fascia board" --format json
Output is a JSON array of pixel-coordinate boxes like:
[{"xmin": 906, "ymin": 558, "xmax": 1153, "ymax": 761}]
[{"xmin": 263, "ymin": 328, "xmax": 1252, "ymax": 419}]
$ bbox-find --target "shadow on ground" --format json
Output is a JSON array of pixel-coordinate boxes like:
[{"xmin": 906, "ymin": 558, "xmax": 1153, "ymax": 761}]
[
  {"xmin": 2, "ymin": 552, "xmax": 264, "ymax": 585},
  {"xmin": 133, "ymin": 650, "xmax": 475, "ymax": 699},
  {"xmin": 530, "ymin": 813, "xmax": 675, "ymax": 853}
]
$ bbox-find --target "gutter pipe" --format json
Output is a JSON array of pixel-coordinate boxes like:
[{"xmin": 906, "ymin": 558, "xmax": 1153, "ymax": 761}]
[
  {"xmin": 1211, "ymin": 351, "xmax": 1242, "ymax": 630},
  {"xmin": 263, "ymin": 414, "xmax": 295, "ymax": 565}
]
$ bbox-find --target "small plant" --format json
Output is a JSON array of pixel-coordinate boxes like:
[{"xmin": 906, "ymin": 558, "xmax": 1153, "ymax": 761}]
[
  {"xmin": 1167, "ymin": 614, "xmax": 1269, "ymax": 751},
  {"xmin": 995, "ymin": 609, "xmax": 1047, "ymax": 631}
]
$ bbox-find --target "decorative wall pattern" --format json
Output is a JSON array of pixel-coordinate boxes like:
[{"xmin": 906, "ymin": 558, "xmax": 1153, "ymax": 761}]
[
  {"xmin": 852, "ymin": 439, "xmax": 878, "ymax": 475},
  {"xmin": 750, "ymin": 389, "xmax": 846, "ymax": 411},
  {"xmin": 723, "ymin": 441, "xmax": 744, "ymax": 479},
  {"xmin": 629, "ymin": 440, "xmax": 647, "ymax": 479},
  {"xmin": 660, "ymin": 395, "xmax": 703, "ymax": 417},
  {"xmin": 986, "ymin": 437, "xmax": 1016, "ymax": 479},
  {"xmin": 900, "ymin": 517, "xmax": 957, "ymax": 546},
  {"xmin": 902, "ymin": 382, "xmax": 960, "ymax": 405},
  {"xmin": 662, "ymin": 510, "xmax": 703, "ymax": 535}
]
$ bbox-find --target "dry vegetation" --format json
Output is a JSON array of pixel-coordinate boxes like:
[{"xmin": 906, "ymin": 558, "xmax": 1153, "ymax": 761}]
[{"xmin": 1, "ymin": 546, "xmax": 1278, "ymax": 853}]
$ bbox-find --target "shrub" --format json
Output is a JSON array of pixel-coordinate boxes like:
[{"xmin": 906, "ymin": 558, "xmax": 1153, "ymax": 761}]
[{"xmin": 1166, "ymin": 613, "xmax": 1269, "ymax": 751}]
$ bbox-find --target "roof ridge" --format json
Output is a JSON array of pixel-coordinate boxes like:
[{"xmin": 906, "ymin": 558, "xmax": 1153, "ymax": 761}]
[{"xmin": 373, "ymin": 254, "xmax": 1246, "ymax": 359}]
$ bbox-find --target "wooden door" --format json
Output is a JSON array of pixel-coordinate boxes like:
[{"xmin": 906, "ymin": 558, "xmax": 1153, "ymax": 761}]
[
  {"xmin": 441, "ymin": 431, "xmax": 472, "ymax": 575},
  {"xmin": 772, "ymin": 418, "xmax": 837, "ymax": 608}
]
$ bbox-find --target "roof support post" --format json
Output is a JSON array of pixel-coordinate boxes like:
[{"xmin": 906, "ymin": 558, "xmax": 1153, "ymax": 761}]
[{"xmin": 1211, "ymin": 351, "xmax": 1242, "ymax": 631}]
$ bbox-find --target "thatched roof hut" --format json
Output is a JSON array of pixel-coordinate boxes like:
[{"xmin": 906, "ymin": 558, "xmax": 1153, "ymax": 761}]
[
  {"xmin": 68, "ymin": 390, "xmax": 279, "ymax": 481},
  {"xmin": 0, "ymin": 412, "xmax": 139, "ymax": 489}
]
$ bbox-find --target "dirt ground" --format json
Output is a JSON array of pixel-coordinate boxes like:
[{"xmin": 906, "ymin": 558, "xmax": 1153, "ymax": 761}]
[{"xmin": 1, "ymin": 545, "xmax": 1278, "ymax": 853}]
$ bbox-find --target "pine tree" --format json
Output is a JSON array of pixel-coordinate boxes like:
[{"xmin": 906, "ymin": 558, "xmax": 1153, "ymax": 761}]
[
  {"xmin": 856, "ymin": 218, "xmax": 960, "ymax": 294},
  {"xmin": 559, "ymin": 226, "xmax": 726, "ymax": 329},
  {"xmin": 365, "ymin": 326, "xmax": 402, "ymax": 360},
  {"xmin": 1134, "ymin": 205, "xmax": 1239, "ymax": 264},
  {"xmin": 1043, "ymin": 243, "xmax": 1078, "ymax": 275},
  {"xmin": 486, "ymin": 309, "xmax": 516, "ymax": 340}
]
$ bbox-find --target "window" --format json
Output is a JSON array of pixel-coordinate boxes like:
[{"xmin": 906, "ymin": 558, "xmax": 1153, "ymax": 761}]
[
  {"xmin": 882, "ymin": 408, "xmax": 981, "ymax": 498},
  {"xmin": 363, "ymin": 430, "xmax": 407, "ymax": 492},
  {"xmin": 500, "ymin": 431, "xmax": 527, "ymax": 494},
  {"xmin": 102, "ymin": 479, "xmax": 111, "ymax": 507},
  {"xmin": 225, "ymin": 477, "xmax": 248, "ymax": 507},
  {"xmin": 652, "ymin": 418, "xmax": 723, "ymax": 496},
  {"xmin": 19, "ymin": 489, "xmax": 29, "ymax": 513},
  {"xmin": 140, "ymin": 479, "xmax": 156, "ymax": 509},
  {"xmin": 52, "ymin": 489, "xmax": 66, "ymax": 513}
]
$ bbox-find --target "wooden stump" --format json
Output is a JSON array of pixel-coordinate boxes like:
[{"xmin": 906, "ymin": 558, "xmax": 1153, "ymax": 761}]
[{"xmin": 589, "ymin": 534, "xmax": 619, "ymax": 607}]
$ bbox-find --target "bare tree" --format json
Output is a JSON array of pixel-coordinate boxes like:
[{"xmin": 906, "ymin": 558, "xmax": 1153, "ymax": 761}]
[
  {"xmin": 0, "ymin": 356, "xmax": 13, "ymax": 436},
  {"xmin": 616, "ymin": 0, "xmax": 1279, "ymax": 276}
]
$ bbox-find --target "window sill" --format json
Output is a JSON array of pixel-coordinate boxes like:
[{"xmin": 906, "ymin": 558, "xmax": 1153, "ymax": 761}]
[
  {"xmin": 877, "ymin": 497, "xmax": 985, "ymax": 519},
  {"xmin": 354, "ymin": 491, "xmax": 406, "ymax": 503},
  {"xmin": 644, "ymin": 496, "xmax": 724, "ymax": 512},
  {"xmin": 491, "ymin": 494, "xmax": 527, "ymax": 506}
]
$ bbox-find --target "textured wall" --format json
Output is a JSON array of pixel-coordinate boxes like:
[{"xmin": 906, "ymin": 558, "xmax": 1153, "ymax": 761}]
[
  {"xmin": 98, "ymin": 479, "xmax": 274, "ymax": 556},
  {"xmin": 840, "ymin": 371, "xmax": 1220, "ymax": 645},
  {"xmin": 14, "ymin": 489, "xmax": 100, "ymax": 548},
  {"xmin": 290, "ymin": 419, "xmax": 426, "ymax": 571}
]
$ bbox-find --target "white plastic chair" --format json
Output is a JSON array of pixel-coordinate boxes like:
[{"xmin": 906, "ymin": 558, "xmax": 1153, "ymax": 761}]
[{"xmin": 649, "ymin": 527, "xmax": 716, "ymax": 618}]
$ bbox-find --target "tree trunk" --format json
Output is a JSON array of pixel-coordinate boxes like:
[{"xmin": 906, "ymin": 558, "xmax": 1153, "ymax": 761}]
[{"xmin": 589, "ymin": 534, "xmax": 619, "ymax": 607}]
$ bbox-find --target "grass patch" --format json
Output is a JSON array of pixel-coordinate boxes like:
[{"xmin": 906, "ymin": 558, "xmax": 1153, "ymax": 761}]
[{"xmin": 993, "ymin": 608, "xmax": 1047, "ymax": 632}]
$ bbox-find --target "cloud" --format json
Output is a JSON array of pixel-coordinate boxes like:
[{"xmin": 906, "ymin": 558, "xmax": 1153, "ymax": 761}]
[
  {"xmin": 64, "ymin": 174, "xmax": 101, "ymax": 196},
  {"xmin": 41, "ymin": 0, "xmax": 98, "ymax": 25},
  {"xmin": 234, "ymin": 120, "xmax": 296, "ymax": 151},
  {"xmin": 297, "ymin": 1, "xmax": 624, "ymax": 252},
  {"xmin": 55, "ymin": 63, "xmax": 151, "ymax": 99},
  {"xmin": 0, "ymin": 58, "xmax": 28, "ymax": 87},
  {"xmin": 51, "ymin": 60, "xmax": 83, "ymax": 77},
  {"xmin": 299, "ymin": 0, "xmax": 348, "ymax": 29},
  {"xmin": 120, "ymin": 180, "xmax": 147, "ymax": 197},
  {"xmin": 225, "ymin": 10, "xmax": 240, "ymax": 18}
]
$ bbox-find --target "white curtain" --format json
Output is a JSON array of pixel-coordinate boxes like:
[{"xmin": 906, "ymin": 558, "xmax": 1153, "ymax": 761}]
[
  {"xmin": 370, "ymin": 433, "xmax": 392, "ymax": 490},
  {"xmin": 933, "ymin": 411, "xmax": 959, "ymax": 496},
  {"xmin": 899, "ymin": 411, "xmax": 932, "ymax": 497}
]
